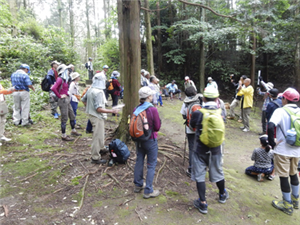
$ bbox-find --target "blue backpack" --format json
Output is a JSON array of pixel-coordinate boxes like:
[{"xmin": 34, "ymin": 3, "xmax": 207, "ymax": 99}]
[{"xmin": 109, "ymin": 139, "xmax": 130, "ymax": 164}]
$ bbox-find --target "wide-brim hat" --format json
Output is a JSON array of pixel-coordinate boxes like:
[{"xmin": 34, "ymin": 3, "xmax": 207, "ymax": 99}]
[
  {"xmin": 139, "ymin": 86, "xmax": 157, "ymax": 99},
  {"xmin": 57, "ymin": 64, "xmax": 67, "ymax": 75},
  {"xmin": 71, "ymin": 72, "xmax": 80, "ymax": 80}
]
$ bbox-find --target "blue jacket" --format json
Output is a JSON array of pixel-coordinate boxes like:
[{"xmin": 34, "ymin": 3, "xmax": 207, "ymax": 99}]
[{"xmin": 266, "ymin": 98, "xmax": 282, "ymax": 122}]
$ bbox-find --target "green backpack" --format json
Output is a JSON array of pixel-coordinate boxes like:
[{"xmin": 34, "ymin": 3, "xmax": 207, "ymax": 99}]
[
  {"xmin": 282, "ymin": 107, "xmax": 300, "ymax": 147},
  {"xmin": 199, "ymin": 108, "xmax": 225, "ymax": 148}
]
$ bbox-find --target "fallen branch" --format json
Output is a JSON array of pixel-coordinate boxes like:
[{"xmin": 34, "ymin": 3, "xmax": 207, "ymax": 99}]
[
  {"xmin": 73, "ymin": 136, "xmax": 80, "ymax": 144},
  {"xmin": 107, "ymin": 173, "xmax": 123, "ymax": 188},
  {"xmin": 126, "ymin": 162, "xmax": 134, "ymax": 172},
  {"xmin": 19, "ymin": 172, "xmax": 39, "ymax": 182},
  {"xmin": 121, "ymin": 172, "xmax": 131, "ymax": 181},
  {"xmin": 77, "ymin": 159, "xmax": 89, "ymax": 172},
  {"xmin": 135, "ymin": 207, "xmax": 143, "ymax": 221},
  {"xmin": 78, "ymin": 175, "xmax": 89, "ymax": 212},
  {"xmin": 1, "ymin": 205, "xmax": 9, "ymax": 217},
  {"xmin": 102, "ymin": 181, "xmax": 113, "ymax": 188},
  {"xmin": 155, "ymin": 157, "xmax": 167, "ymax": 184},
  {"xmin": 163, "ymin": 153, "xmax": 177, "ymax": 165},
  {"xmin": 119, "ymin": 197, "xmax": 135, "ymax": 206},
  {"xmin": 82, "ymin": 167, "xmax": 102, "ymax": 179}
]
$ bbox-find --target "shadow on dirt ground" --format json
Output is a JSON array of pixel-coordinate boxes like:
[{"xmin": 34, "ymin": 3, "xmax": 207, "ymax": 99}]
[{"xmin": 0, "ymin": 98, "xmax": 299, "ymax": 225}]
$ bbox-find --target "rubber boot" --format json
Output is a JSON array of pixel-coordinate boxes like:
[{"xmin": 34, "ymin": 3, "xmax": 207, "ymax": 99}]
[{"xmin": 272, "ymin": 199, "xmax": 293, "ymax": 215}]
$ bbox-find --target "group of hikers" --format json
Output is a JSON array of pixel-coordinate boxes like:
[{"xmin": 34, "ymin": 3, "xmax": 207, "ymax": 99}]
[{"xmin": 0, "ymin": 62, "xmax": 300, "ymax": 216}]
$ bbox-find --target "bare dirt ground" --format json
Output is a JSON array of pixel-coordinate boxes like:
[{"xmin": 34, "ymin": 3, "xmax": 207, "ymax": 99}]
[{"xmin": 0, "ymin": 98, "xmax": 299, "ymax": 225}]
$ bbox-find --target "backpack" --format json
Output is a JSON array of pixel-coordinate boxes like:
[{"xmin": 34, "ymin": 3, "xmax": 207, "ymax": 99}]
[
  {"xmin": 85, "ymin": 62, "xmax": 89, "ymax": 69},
  {"xmin": 279, "ymin": 107, "xmax": 300, "ymax": 146},
  {"xmin": 41, "ymin": 75, "xmax": 51, "ymax": 92},
  {"xmin": 129, "ymin": 106, "xmax": 153, "ymax": 142},
  {"xmin": 186, "ymin": 102, "xmax": 201, "ymax": 131},
  {"xmin": 109, "ymin": 139, "xmax": 130, "ymax": 163},
  {"xmin": 199, "ymin": 108, "xmax": 225, "ymax": 148},
  {"xmin": 106, "ymin": 79, "xmax": 114, "ymax": 91}
]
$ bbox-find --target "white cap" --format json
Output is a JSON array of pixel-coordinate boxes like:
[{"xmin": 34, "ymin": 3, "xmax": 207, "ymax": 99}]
[
  {"xmin": 141, "ymin": 69, "xmax": 146, "ymax": 74},
  {"xmin": 185, "ymin": 76, "xmax": 189, "ymax": 80},
  {"xmin": 267, "ymin": 82, "xmax": 274, "ymax": 89},
  {"xmin": 139, "ymin": 86, "xmax": 157, "ymax": 99},
  {"xmin": 207, "ymin": 77, "xmax": 213, "ymax": 81}
]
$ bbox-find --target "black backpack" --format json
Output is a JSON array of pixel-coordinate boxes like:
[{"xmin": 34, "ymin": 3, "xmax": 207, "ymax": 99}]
[
  {"xmin": 109, "ymin": 139, "xmax": 130, "ymax": 164},
  {"xmin": 85, "ymin": 62, "xmax": 89, "ymax": 69},
  {"xmin": 41, "ymin": 75, "xmax": 51, "ymax": 92}
]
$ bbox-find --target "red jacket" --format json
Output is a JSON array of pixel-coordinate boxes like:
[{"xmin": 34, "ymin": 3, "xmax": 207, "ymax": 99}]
[{"xmin": 112, "ymin": 78, "xmax": 121, "ymax": 96}]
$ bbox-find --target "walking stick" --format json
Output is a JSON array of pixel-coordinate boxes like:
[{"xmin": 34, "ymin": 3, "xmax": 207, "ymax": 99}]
[{"xmin": 183, "ymin": 129, "xmax": 187, "ymax": 166}]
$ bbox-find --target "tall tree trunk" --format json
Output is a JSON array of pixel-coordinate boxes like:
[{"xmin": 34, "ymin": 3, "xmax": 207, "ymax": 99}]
[
  {"xmin": 117, "ymin": 0, "xmax": 124, "ymax": 86},
  {"xmin": 8, "ymin": 0, "xmax": 17, "ymax": 35},
  {"xmin": 295, "ymin": 1, "xmax": 300, "ymax": 90},
  {"xmin": 250, "ymin": 30, "xmax": 256, "ymax": 88},
  {"xmin": 103, "ymin": 0, "xmax": 109, "ymax": 39},
  {"xmin": 156, "ymin": 1, "xmax": 162, "ymax": 76},
  {"xmin": 116, "ymin": 0, "xmax": 141, "ymax": 142},
  {"xmin": 68, "ymin": 0, "xmax": 75, "ymax": 47},
  {"xmin": 57, "ymin": 0, "xmax": 63, "ymax": 28},
  {"xmin": 168, "ymin": 0, "xmax": 173, "ymax": 25},
  {"xmin": 93, "ymin": 0, "xmax": 98, "ymax": 37},
  {"xmin": 86, "ymin": 0, "xmax": 92, "ymax": 61},
  {"xmin": 199, "ymin": 6, "xmax": 205, "ymax": 92},
  {"xmin": 23, "ymin": 0, "xmax": 26, "ymax": 9},
  {"xmin": 144, "ymin": 0, "xmax": 154, "ymax": 75}
]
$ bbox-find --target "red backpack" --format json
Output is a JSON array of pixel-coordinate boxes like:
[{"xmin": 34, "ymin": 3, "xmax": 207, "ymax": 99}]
[
  {"xmin": 129, "ymin": 106, "xmax": 153, "ymax": 142},
  {"xmin": 186, "ymin": 102, "xmax": 202, "ymax": 131}
]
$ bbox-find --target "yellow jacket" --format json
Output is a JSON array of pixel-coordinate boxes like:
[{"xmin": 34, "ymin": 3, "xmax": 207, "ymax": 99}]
[{"xmin": 237, "ymin": 85, "xmax": 254, "ymax": 108}]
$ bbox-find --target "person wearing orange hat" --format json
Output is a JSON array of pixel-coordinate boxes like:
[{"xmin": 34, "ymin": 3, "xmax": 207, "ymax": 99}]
[{"xmin": 267, "ymin": 87, "xmax": 300, "ymax": 215}]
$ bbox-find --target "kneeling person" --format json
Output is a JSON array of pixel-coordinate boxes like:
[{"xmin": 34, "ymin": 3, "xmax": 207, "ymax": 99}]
[{"xmin": 190, "ymin": 86, "xmax": 228, "ymax": 214}]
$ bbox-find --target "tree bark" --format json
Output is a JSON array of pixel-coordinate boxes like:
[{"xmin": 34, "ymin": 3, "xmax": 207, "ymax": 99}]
[
  {"xmin": 23, "ymin": 0, "xmax": 27, "ymax": 9},
  {"xmin": 199, "ymin": 6, "xmax": 205, "ymax": 92},
  {"xmin": 156, "ymin": 1, "xmax": 162, "ymax": 76},
  {"xmin": 116, "ymin": 0, "xmax": 141, "ymax": 142},
  {"xmin": 68, "ymin": 0, "xmax": 75, "ymax": 47},
  {"xmin": 250, "ymin": 30, "xmax": 256, "ymax": 88},
  {"xmin": 117, "ymin": 0, "xmax": 124, "ymax": 86},
  {"xmin": 295, "ymin": 1, "xmax": 300, "ymax": 90},
  {"xmin": 86, "ymin": 0, "xmax": 92, "ymax": 60},
  {"xmin": 144, "ymin": 0, "xmax": 155, "ymax": 75},
  {"xmin": 57, "ymin": 0, "xmax": 63, "ymax": 28}
]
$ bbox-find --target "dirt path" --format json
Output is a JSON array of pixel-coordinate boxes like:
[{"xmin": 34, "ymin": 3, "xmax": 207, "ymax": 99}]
[{"xmin": 0, "ymin": 99, "xmax": 299, "ymax": 224}]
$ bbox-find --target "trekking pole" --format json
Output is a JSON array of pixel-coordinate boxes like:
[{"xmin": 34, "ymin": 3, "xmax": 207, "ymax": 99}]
[{"xmin": 183, "ymin": 130, "xmax": 187, "ymax": 166}]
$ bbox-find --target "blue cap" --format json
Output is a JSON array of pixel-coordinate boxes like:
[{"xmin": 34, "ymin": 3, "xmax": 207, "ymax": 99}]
[
  {"xmin": 103, "ymin": 65, "xmax": 109, "ymax": 69},
  {"xmin": 20, "ymin": 64, "xmax": 30, "ymax": 74}
]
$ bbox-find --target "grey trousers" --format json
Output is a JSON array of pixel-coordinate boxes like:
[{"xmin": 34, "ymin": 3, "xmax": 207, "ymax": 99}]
[
  {"xmin": 261, "ymin": 111, "xmax": 267, "ymax": 133},
  {"xmin": 229, "ymin": 98, "xmax": 241, "ymax": 119},
  {"xmin": 89, "ymin": 115, "xmax": 105, "ymax": 160},
  {"xmin": 57, "ymin": 96, "xmax": 75, "ymax": 124},
  {"xmin": 12, "ymin": 91, "xmax": 30, "ymax": 126},
  {"xmin": 0, "ymin": 114, "xmax": 6, "ymax": 138},
  {"xmin": 242, "ymin": 107, "xmax": 251, "ymax": 129},
  {"xmin": 88, "ymin": 70, "xmax": 94, "ymax": 80}
]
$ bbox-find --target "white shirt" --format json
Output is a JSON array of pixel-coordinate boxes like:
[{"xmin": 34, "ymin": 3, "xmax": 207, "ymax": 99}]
[
  {"xmin": 69, "ymin": 81, "xmax": 80, "ymax": 103},
  {"xmin": 270, "ymin": 104, "xmax": 300, "ymax": 157},
  {"xmin": 88, "ymin": 61, "xmax": 93, "ymax": 71}
]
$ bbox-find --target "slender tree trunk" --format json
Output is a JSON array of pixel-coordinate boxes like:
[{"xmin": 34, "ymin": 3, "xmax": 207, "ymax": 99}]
[
  {"xmin": 86, "ymin": 0, "xmax": 92, "ymax": 60},
  {"xmin": 116, "ymin": 0, "xmax": 141, "ymax": 142},
  {"xmin": 168, "ymin": 0, "xmax": 173, "ymax": 25},
  {"xmin": 23, "ymin": 0, "xmax": 26, "ymax": 9},
  {"xmin": 156, "ymin": 1, "xmax": 162, "ymax": 76},
  {"xmin": 117, "ymin": 0, "xmax": 124, "ymax": 85},
  {"xmin": 57, "ymin": 0, "xmax": 63, "ymax": 28},
  {"xmin": 250, "ymin": 30, "xmax": 256, "ymax": 88},
  {"xmin": 295, "ymin": 1, "xmax": 300, "ymax": 90},
  {"xmin": 69, "ymin": 0, "xmax": 75, "ymax": 47},
  {"xmin": 144, "ymin": 0, "xmax": 154, "ymax": 75},
  {"xmin": 103, "ymin": 0, "xmax": 109, "ymax": 39},
  {"xmin": 93, "ymin": 0, "xmax": 98, "ymax": 37},
  {"xmin": 199, "ymin": 6, "xmax": 205, "ymax": 92}
]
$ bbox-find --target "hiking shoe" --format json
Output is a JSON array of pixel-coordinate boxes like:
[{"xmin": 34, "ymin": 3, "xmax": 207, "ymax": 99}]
[
  {"xmin": 242, "ymin": 128, "xmax": 250, "ymax": 132},
  {"xmin": 75, "ymin": 124, "xmax": 82, "ymax": 129},
  {"xmin": 0, "ymin": 136, "xmax": 11, "ymax": 142},
  {"xmin": 71, "ymin": 131, "xmax": 82, "ymax": 136},
  {"xmin": 238, "ymin": 119, "xmax": 242, "ymax": 123},
  {"xmin": 292, "ymin": 195, "xmax": 299, "ymax": 209},
  {"xmin": 62, "ymin": 136, "xmax": 74, "ymax": 141},
  {"xmin": 193, "ymin": 199, "xmax": 208, "ymax": 214},
  {"xmin": 267, "ymin": 175, "xmax": 275, "ymax": 181},
  {"xmin": 134, "ymin": 182, "xmax": 146, "ymax": 193},
  {"xmin": 257, "ymin": 173, "xmax": 264, "ymax": 182},
  {"xmin": 143, "ymin": 190, "xmax": 160, "ymax": 199},
  {"xmin": 240, "ymin": 126, "xmax": 245, "ymax": 129},
  {"xmin": 186, "ymin": 169, "xmax": 191, "ymax": 178},
  {"xmin": 91, "ymin": 159, "xmax": 107, "ymax": 164},
  {"xmin": 54, "ymin": 113, "xmax": 59, "ymax": 119},
  {"xmin": 272, "ymin": 199, "xmax": 293, "ymax": 215},
  {"xmin": 219, "ymin": 189, "xmax": 229, "ymax": 204},
  {"xmin": 227, "ymin": 116, "xmax": 234, "ymax": 120}
]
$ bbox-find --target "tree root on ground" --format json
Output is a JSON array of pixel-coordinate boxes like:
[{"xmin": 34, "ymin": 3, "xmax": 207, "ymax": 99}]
[
  {"xmin": 107, "ymin": 173, "xmax": 123, "ymax": 188},
  {"xmin": 155, "ymin": 157, "xmax": 167, "ymax": 184},
  {"xmin": 77, "ymin": 175, "xmax": 89, "ymax": 213},
  {"xmin": 19, "ymin": 172, "xmax": 39, "ymax": 182}
]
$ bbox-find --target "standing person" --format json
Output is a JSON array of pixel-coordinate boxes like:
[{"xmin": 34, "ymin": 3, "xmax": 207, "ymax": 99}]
[
  {"xmin": 98, "ymin": 65, "xmax": 109, "ymax": 100},
  {"xmin": 51, "ymin": 64, "xmax": 81, "ymax": 141},
  {"xmin": 140, "ymin": 69, "xmax": 148, "ymax": 87},
  {"xmin": 165, "ymin": 80, "xmax": 182, "ymax": 100},
  {"xmin": 184, "ymin": 76, "xmax": 197, "ymax": 91},
  {"xmin": 86, "ymin": 57, "xmax": 93, "ymax": 80},
  {"xmin": 47, "ymin": 61, "xmax": 60, "ymax": 119},
  {"xmin": 267, "ymin": 88, "xmax": 300, "ymax": 215},
  {"xmin": 245, "ymin": 135, "xmax": 275, "ymax": 182},
  {"xmin": 81, "ymin": 75, "xmax": 119, "ymax": 164},
  {"xmin": 109, "ymin": 71, "xmax": 122, "ymax": 116},
  {"xmin": 67, "ymin": 64, "xmax": 75, "ymax": 73},
  {"xmin": 237, "ymin": 78, "xmax": 253, "ymax": 132},
  {"xmin": 11, "ymin": 64, "xmax": 35, "ymax": 126},
  {"xmin": 266, "ymin": 88, "xmax": 282, "ymax": 122},
  {"xmin": 206, "ymin": 77, "xmax": 218, "ymax": 89},
  {"xmin": 257, "ymin": 82, "xmax": 274, "ymax": 134},
  {"xmin": 69, "ymin": 72, "xmax": 81, "ymax": 128},
  {"xmin": 0, "ymin": 83, "xmax": 15, "ymax": 146},
  {"xmin": 133, "ymin": 87, "xmax": 161, "ymax": 198},
  {"xmin": 148, "ymin": 76, "xmax": 158, "ymax": 107},
  {"xmin": 227, "ymin": 75, "xmax": 247, "ymax": 120},
  {"xmin": 180, "ymin": 86, "xmax": 202, "ymax": 177},
  {"xmin": 190, "ymin": 86, "xmax": 228, "ymax": 214},
  {"xmin": 154, "ymin": 77, "xmax": 163, "ymax": 107}
]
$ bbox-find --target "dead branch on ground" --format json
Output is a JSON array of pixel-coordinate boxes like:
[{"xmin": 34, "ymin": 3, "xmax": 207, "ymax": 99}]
[
  {"xmin": 107, "ymin": 173, "xmax": 123, "ymax": 188},
  {"xmin": 155, "ymin": 157, "xmax": 167, "ymax": 184}
]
